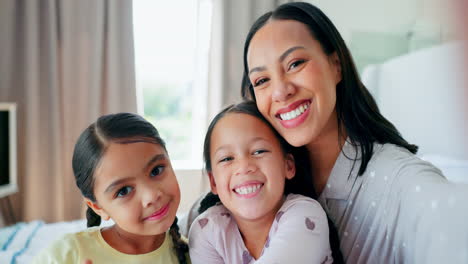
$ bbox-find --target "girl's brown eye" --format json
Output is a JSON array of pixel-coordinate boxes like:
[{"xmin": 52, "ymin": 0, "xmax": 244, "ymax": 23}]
[
  {"xmin": 116, "ymin": 186, "xmax": 133, "ymax": 198},
  {"xmin": 150, "ymin": 165, "xmax": 164, "ymax": 178}
]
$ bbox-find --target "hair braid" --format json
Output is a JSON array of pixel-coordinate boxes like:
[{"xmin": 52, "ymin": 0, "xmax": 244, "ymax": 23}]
[
  {"xmin": 86, "ymin": 206, "xmax": 101, "ymax": 227},
  {"xmin": 169, "ymin": 217, "xmax": 188, "ymax": 264},
  {"xmin": 198, "ymin": 192, "xmax": 221, "ymax": 214}
]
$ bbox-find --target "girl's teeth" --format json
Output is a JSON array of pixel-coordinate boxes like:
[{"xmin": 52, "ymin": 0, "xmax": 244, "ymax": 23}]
[
  {"xmin": 280, "ymin": 102, "xmax": 309, "ymax": 121},
  {"xmin": 235, "ymin": 184, "xmax": 262, "ymax": 195}
]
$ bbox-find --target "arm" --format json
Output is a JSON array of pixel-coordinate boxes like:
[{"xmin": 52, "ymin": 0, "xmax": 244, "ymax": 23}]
[
  {"xmin": 394, "ymin": 162, "xmax": 468, "ymax": 263},
  {"xmin": 188, "ymin": 215, "xmax": 224, "ymax": 264},
  {"xmin": 256, "ymin": 197, "xmax": 332, "ymax": 264}
]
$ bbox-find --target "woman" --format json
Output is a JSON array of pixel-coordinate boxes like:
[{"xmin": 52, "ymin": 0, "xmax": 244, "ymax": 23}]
[{"xmin": 240, "ymin": 2, "xmax": 468, "ymax": 263}]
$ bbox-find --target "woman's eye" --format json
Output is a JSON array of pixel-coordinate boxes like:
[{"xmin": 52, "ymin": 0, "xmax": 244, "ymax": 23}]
[
  {"xmin": 253, "ymin": 149, "xmax": 268, "ymax": 155},
  {"xmin": 253, "ymin": 78, "xmax": 269, "ymax": 87},
  {"xmin": 116, "ymin": 186, "xmax": 133, "ymax": 198},
  {"xmin": 288, "ymin": 60, "xmax": 305, "ymax": 70},
  {"xmin": 219, "ymin": 157, "xmax": 233, "ymax": 163},
  {"xmin": 150, "ymin": 166, "xmax": 164, "ymax": 177}
]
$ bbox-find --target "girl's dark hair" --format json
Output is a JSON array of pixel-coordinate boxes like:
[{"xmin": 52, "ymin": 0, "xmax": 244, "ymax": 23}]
[
  {"xmin": 72, "ymin": 112, "xmax": 188, "ymax": 263},
  {"xmin": 241, "ymin": 2, "xmax": 418, "ymax": 176},
  {"xmin": 200, "ymin": 101, "xmax": 343, "ymax": 263}
]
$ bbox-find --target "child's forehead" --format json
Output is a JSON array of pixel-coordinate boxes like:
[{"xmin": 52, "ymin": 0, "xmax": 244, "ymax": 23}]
[
  {"xmin": 95, "ymin": 142, "xmax": 167, "ymax": 180},
  {"xmin": 212, "ymin": 113, "xmax": 279, "ymax": 145}
]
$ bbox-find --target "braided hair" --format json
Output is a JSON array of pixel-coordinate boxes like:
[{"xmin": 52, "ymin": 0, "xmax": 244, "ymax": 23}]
[
  {"xmin": 169, "ymin": 217, "xmax": 189, "ymax": 264},
  {"xmin": 72, "ymin": 113, "xmax": 188, "ymax": 262}
]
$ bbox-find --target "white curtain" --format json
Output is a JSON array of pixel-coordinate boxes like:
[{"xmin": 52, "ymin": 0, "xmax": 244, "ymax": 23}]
[
  {"xmin": 0, "ymin": 0, "xmax": 136, "ymax": 222},
  {"xmin": 207, "ymin": 0, "xmax": 293, "ymax": 116}
]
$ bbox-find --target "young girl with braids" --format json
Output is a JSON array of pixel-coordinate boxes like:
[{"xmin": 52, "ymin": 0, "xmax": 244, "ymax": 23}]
[
  {"xmin": 33, "ymin": 113, "xmax": 189, "ymax": 264},
  {"xmin": 189, "ymin": 101, "xmax": 342, "ymax": 264}
]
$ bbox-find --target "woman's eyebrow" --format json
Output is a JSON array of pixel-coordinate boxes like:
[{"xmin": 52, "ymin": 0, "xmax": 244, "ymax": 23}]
[
  {"xmin": 279, "ymin": 46, "xmax": 305, "ymax": 62},
  {"xmin": 249, "ymin": 66, "xmax": 266, "ymax": 75},
  {"xmin": 249, "ymin": 46, "xmax": 305, "ymax": 76}
]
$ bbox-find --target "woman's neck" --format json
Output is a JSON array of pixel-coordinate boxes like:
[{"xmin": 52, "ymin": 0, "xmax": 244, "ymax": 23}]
[
  {"xmin": 101, "ymin": 225, "xmax": 166, "ymax": 254},
  {"xmin": 306, "ymin": 116, "xmax": 346, "ymax": 196}
]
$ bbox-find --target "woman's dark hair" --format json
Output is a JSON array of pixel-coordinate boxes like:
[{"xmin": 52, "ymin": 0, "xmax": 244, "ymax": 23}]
[
  {"xmin": 199, "ymin": 101, "xmax": 343, "ymax": 263},
  {"xmin": 72, "ymin": 112, "xmax": 188, "ymax": 263},
  {"xmin": 241, "ymin": 2, "xmax": 418, "ymax": 176}
]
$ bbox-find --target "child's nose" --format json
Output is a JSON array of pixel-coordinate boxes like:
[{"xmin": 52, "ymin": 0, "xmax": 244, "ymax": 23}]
[
  {"xmin": 234, "ymin": 157, "xmax": 257, "ymax": 176},
  {"xmin": 141, "ymin": 184, "xmax": 162, "ymax": 208}
]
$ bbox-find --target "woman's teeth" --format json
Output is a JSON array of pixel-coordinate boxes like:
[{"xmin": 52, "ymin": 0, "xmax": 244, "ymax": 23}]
[
  {"xmin": 280, "ymin": 102, "xmax": 309, "ymax": 121},
  {"xmin": 234, "ymin": 184, "xmax": 262, "ymax": 195}
]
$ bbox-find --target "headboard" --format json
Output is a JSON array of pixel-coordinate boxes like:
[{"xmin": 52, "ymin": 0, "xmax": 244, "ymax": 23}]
[{"xmin": 361, "ymin": 42, "xmax": 468, "ymax": 160}]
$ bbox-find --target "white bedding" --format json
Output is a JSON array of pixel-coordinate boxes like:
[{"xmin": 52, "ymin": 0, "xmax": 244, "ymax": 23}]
[
  {"xmin": 0, "ymin": 219, "xmax": 116, "ymax": 264},
  {"xmin": 0, "ymin": 220, "xmax": 87, "ymax": 263}
]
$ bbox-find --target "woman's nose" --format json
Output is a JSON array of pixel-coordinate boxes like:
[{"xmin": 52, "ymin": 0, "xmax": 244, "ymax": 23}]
[{"xmin": 271, "ymin": 77, "xmax": 296, "ymax": 102}]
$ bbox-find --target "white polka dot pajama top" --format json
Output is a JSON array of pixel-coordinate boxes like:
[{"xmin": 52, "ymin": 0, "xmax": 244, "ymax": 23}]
[{"xmin": 320, "ymin": 141, "xmax": 468, "ymax": 263}]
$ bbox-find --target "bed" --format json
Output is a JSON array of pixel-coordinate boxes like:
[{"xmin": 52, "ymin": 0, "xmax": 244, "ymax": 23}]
[{"xmin": 1, "ymin": 42, "xmax": 468, "ymax": 264}]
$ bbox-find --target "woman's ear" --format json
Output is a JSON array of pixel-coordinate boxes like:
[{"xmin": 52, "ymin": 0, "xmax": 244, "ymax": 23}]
[
  {"xmin": 285, "ymin": 154, "xmax": 296, "ymax": 180},
  {"xmin": 208, "ymin": 172, "xmax": 218, "ymax": 194},
  {"xmin": 329, "ymin": 52, "xmax": 342, "ymax": 84},
  {"xmin": 84, "ymin": 198, "xmax": 110, "ymax": 221}
]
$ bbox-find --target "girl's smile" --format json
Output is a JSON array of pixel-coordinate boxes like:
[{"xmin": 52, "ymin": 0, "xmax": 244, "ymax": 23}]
[
  {"xmin": 143, "ymin": 202, "xmax": 171, "ymax": 221},
  {"xmin": 232, "ymin": 181, "xmax": 264, "ymax": 198}
]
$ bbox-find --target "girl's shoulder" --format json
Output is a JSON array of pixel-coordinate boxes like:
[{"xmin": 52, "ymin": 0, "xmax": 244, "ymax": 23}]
[{"xmin": 32, "ymin": 227, "xmax": 100, "ymax": 264}]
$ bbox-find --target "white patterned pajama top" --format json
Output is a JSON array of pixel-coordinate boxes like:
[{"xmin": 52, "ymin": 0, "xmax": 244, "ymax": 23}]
[{"xmin": 320, "ymin": 141, "xmax": 468, "ymax": 263}]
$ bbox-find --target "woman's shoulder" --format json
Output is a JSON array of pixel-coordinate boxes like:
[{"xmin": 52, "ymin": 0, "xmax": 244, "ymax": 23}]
[
  {"xmin": 370, "ymin": 142, "xmax": 445, "ymax": 181},
  {"xmin": 373, "ymin": 143, "xmax": 432, "ymax": 165}
]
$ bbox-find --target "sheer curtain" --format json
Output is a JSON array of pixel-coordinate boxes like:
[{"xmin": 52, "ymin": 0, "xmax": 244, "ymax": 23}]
[{"xmin": 0, "ymin": 0, "xmax": 136, "ymax": 222}]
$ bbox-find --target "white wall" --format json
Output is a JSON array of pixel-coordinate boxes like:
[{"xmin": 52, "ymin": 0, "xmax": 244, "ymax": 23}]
[
  {"xmin": 306, "ymin": 0, "xmax": 458, "ymax": 43},
  {"xmin": 306, "ymin": 0, "xmax": 461, "ymax": 72}
]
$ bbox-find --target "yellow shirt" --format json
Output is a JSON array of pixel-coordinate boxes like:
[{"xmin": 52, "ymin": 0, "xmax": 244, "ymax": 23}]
[{"xmin": 33, "ymin": 227, "xmax": 188, "ymax": 264}]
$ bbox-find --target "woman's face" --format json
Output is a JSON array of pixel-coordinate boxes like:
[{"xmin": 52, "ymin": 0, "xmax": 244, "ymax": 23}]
[{"xmin": 247, "ymin": 19, "xmax": 342, "ymax": 147}]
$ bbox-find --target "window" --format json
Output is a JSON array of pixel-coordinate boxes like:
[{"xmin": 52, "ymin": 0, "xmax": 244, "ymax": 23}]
[{"xmin": 133, "ymin": 0, "xmax": 212, "ymax": 170}]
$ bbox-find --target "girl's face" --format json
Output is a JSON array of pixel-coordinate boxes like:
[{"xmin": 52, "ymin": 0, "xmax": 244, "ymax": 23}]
[
  {"xmin": 87, "ymin": 141, "xmax": 180, "ymax": 237},
  {"xmin": 209, "ymin": 113, "xmax": 295, "ymax": 222},
  {"xmin": 247, "ymin": 19, "xmax": 342, "ymax": 147}
]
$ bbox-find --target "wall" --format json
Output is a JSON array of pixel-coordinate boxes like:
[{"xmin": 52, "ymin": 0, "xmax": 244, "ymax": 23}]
[{"xmin": 306, "ymin": 0, "xmax": 460, "ymax": 72}]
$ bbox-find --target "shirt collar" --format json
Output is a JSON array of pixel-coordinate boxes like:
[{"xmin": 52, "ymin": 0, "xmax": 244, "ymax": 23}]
[{"xmin": 319, "ymin": 139, "xmax": 362, "ymax": 201}]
